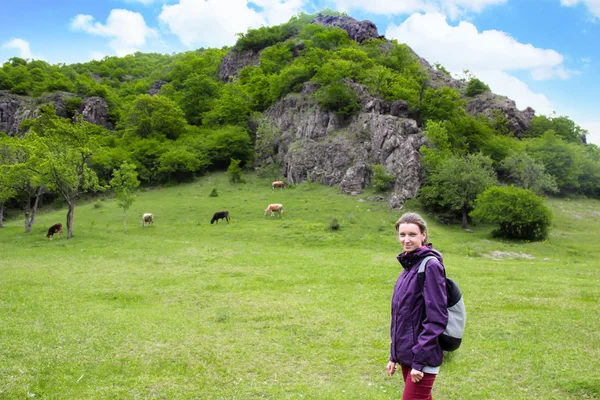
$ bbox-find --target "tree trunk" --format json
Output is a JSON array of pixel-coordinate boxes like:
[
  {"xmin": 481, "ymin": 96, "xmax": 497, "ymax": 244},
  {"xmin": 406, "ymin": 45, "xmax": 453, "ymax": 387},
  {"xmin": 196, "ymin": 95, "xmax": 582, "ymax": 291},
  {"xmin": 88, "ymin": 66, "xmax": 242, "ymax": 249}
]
[
  {"xmin": 67, "ymin": 201, "xmax": 75, "ymax": 239},
  {"xmin": 123, "ymin": 209, "xmax": 127, "ymax": 234},
  {"xmin": 24, "ymin": 189, "xmax": 32, "ymax": 233},
  {"xmin": 24, "ymin": 187, "xmax": 44, "ymax": 233},
  {"xmin": 461, "ymin": 204, "xmax": 468, "ymax": 230},
  {"xmin": 0, "ymin": 202, "xmax": 3, "ymax": 228}
]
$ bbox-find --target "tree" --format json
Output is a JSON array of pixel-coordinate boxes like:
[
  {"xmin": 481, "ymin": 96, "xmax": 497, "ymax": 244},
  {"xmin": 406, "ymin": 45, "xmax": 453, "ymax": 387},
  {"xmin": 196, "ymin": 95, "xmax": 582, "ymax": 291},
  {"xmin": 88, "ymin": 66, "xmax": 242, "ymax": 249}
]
[
  {"xmin": 419, "ymin": 153, "xmax": 498, "ymax": 228},
  {"xmin": 28, "ymin": 110, "xmax": 105, "ymax": 238},
  {"xmin": 526, "ymin": 130, "xmax": 583, "ymax": 193},
  {"xmin": 110, "ymin": 162, "xmax": 140, "ymax": 233},
  {"xmin": 0, "ymin": 134, "xmax": 45, "ymax": 233},
  {"xmin": 471, "ymin": 186, "xmax": 552, "ymax": 241},
  {"xmin": 501, "ymin": 151, "xmax": 558, "ymax": 195},
  {"xmin": 123, "ymin": 94, "xmax": 187, "ymax": 141}
]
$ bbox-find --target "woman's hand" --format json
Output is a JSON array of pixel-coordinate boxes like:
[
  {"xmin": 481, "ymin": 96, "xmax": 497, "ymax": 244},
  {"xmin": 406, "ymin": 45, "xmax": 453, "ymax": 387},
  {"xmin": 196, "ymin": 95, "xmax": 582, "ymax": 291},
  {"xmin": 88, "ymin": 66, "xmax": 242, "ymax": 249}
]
[
  {"xmin": 386, "ymin": 361, "xmax": 397, "ymax": 376},
  {"xmin": 410, "ymin": 368, "xmax": 424, "ymax": 383}
]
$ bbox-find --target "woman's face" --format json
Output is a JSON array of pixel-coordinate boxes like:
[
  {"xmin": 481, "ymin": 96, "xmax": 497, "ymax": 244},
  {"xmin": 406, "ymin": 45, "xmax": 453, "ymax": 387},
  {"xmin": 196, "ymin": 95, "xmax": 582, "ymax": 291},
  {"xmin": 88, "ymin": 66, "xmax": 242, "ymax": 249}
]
[{"xmin": 397, "ymin": 223, "xmax": 426, "ymax": 253}]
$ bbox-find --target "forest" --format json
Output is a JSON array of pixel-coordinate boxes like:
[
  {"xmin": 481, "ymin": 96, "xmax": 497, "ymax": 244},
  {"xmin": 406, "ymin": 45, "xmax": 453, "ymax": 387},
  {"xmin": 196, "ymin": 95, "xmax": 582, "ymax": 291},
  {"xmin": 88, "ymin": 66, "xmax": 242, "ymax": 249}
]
[{"xmin": 1, "ymin": 10, "xmax": 599, "ymax": 241}]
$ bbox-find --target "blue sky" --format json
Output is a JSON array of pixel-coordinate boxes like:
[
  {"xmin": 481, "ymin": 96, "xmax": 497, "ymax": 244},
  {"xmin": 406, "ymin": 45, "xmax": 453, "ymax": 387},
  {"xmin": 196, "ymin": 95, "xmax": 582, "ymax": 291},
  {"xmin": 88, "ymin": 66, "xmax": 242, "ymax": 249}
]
[{"xmin": 1, "ymin": 0, "xmax": 599, "ymax": 144}]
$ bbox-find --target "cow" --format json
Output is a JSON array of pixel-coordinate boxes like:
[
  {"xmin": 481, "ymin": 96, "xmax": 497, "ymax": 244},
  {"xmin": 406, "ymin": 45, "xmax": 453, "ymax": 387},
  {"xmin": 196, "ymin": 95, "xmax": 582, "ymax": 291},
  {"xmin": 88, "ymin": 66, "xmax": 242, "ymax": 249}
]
[
  {"xmin": 272, "ymin": 181, "xmax": 285, "ymax": 190},
  {"xmin": 46, "ymin": 223, "xmax": 63, "ymax": 239},
  {"xmin": 211, "ymin": 210, "xmax": 229, "ymax": 224},
  {"xmin": 141, "ymin": 213, "xmax": 154, "ymax": 227},
  {"xmin": 264, "ymin": 203, "xmax": 284, "ymax": 217}
]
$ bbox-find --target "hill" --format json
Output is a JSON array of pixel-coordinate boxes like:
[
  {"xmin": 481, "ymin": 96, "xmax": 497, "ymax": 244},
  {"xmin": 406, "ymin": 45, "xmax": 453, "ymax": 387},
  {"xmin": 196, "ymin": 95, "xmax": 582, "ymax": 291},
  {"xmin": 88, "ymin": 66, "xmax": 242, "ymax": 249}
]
[{"xmin": 1, "ymin": 11, "xmax": 599, "ymax": 236}]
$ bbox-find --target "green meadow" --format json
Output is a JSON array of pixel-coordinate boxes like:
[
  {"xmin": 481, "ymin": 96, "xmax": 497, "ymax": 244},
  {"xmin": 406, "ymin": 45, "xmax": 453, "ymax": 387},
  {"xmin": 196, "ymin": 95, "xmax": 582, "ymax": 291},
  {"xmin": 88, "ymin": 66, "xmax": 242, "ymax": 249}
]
[{"xmin": 1, "ymin": 173, "xmax": 599, "ymax": 399}]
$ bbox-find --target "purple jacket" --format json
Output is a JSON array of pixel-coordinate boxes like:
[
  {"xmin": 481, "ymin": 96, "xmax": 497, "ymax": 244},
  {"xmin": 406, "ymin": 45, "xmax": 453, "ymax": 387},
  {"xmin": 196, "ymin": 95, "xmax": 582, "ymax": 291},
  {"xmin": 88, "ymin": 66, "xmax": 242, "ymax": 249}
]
[{"xmin": 390, "ymin": 244, "xmax": 448, "ymax": 371}]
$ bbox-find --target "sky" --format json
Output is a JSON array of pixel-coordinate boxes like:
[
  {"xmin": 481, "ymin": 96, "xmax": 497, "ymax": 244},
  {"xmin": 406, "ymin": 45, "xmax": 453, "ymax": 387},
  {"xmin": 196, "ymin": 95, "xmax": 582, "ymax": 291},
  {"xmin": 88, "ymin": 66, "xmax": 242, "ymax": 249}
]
[{"xmin": 1, "ymin": 0, "xmax": 599, "ymax": 145}]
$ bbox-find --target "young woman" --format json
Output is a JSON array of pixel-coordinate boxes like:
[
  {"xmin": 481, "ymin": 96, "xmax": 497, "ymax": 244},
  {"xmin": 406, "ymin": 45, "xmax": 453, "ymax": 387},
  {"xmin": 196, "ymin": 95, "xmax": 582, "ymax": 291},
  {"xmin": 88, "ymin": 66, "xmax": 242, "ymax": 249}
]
[{"xmin": 387, "ymin": 212, "xmax": 448, "ymax": 400}]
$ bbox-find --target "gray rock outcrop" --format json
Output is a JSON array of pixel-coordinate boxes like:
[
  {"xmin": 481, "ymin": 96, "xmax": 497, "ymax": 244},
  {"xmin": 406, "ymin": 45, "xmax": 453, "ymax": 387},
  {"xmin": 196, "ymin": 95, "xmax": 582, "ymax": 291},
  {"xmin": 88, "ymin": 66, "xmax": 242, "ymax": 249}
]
[
  {"xmin": 218, "ymin": 48, "xmax": 261, "ymax": 82},
  {"xmin": 0, "ymin": 91, "xmax": 112, "ymax": 135},
  {"xmin": 148, "ymin": 80, "xmax": 167, "ymax": 96},
  {"xmin": 80, "ymin": 96, "xmax": 112, "ymax": 130},
  {"xmin": 261, "ymin": 82, "xmax": 425, "ymax": 208},
  {"xmin": 312, "ymin": 15, "xmax": 382, "ymax": 43},
  {"xmin": 465, "ymin": 92, "xmax": 535, "ymax": 138}
]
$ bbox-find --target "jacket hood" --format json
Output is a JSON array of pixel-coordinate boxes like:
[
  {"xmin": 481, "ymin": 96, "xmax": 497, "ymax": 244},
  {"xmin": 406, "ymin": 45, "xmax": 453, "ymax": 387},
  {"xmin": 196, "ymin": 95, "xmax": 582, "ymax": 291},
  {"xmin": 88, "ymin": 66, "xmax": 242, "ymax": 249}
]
[{"xmin": 397, "ymin": 243, "xmax": 443, "ymax": 270}]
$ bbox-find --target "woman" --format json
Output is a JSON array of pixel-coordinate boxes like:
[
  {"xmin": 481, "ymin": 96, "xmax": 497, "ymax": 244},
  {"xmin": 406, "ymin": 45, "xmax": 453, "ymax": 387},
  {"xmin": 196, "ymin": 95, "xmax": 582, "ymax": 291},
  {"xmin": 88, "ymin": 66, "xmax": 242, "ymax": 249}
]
[{"xmin": 387, "ymin": 212, "xmax": 448, "ymax": 400}]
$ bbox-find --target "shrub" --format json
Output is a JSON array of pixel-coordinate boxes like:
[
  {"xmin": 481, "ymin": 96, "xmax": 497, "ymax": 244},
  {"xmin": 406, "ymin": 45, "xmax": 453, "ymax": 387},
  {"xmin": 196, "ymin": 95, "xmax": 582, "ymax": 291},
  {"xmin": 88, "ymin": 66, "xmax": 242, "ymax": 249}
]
[
  {"xmin": 209, "ymin": 188, "xmax": 218, "ymax": 197},
  {"xmin": 465, "ymin": 77, "xmax": 490, "ymax": 97},
  {"xmin": 329, "ymin": 218, "xmax": 340, "ymax": 231},
  {"xmin": 470, "ymin": 186, "xmax": 552, "ymax": 241},
  {"xmin": 371, "ymin": 164, "xmax": 395, "ymax": 192},
  {"xmin": 314, "ymin": 81, "xmax": 361, "ymax": 116},
  {"xmin": 227, "ymin": 159, "xmax": 244, "ymax": 183}
]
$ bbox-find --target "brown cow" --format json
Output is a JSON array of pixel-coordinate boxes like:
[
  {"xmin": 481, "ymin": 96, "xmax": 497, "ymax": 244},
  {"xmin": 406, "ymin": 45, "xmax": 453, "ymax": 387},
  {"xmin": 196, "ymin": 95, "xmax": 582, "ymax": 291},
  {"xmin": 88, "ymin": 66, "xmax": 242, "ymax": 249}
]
[
  {"xmin": 264, "ymin": 203, "xmax": 284, "ymax": 217},
  {"xmin": 272, "ymin": 181, "xmax": 285, "ymax": 190},
  {"xmin": 46, "ymin": 223, "xmax": 63, "ymax": 239}
]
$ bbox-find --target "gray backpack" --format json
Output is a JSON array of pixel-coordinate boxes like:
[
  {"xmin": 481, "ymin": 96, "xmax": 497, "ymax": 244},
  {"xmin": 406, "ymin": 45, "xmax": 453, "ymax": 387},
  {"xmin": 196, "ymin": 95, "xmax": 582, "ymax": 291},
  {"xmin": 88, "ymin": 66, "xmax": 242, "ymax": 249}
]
[{"xmin": 417, "ymin": 256, "xmax": 466, "ymax": 351}]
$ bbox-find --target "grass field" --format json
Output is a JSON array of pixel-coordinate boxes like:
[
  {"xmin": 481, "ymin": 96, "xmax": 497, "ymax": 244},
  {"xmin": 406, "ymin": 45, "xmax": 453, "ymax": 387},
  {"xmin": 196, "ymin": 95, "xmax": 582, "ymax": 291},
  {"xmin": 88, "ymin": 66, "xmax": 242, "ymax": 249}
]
[{"xmin": 1, "ymin": 173, "xmax": 599, "ymax": 399}]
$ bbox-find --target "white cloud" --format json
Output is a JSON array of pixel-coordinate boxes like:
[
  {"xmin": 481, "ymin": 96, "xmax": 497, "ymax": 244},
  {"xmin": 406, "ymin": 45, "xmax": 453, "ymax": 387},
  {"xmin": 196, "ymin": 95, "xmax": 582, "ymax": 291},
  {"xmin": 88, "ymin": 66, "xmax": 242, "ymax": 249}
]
[
  {"xmin": 71, "ymin": 9, "xmax": 157, "ymax": 56},
  {"xmin": 384, "ymin": 12, "xmax": 577, "ymax": 113},
  {"xmin": 560, "ymin": 0, "xmax": 600, "ymax": 19},
  {"xmin": 331, "ymin": 0, "xmax": 506, "ymax": 18},
  {"xmin": 159, "ymin": 0, "xmax": 304, "ymax": 48},
  {"xmin": 474, "ymin": 69, "xmax": 554, "ymax": 114},
  {"xmin": 1, "ymin": 38, "xmax": 42, "ymax": 60},
  {"xmin": 386, "ymin": 13, "xmax": 571, "ymax": 80}
]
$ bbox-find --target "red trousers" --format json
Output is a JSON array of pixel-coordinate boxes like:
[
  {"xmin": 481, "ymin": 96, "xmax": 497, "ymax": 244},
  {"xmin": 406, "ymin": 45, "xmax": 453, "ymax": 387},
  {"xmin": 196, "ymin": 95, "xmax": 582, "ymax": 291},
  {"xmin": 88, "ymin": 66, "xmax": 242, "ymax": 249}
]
[{"xmin": 401, "ymin": 365, "xmax": 436, "ymax": 400}]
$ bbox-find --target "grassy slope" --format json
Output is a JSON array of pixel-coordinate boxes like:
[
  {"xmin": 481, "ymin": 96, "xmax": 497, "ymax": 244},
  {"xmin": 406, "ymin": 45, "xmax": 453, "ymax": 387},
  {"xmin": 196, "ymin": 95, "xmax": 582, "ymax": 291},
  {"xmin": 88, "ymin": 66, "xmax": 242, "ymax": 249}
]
[{"xmin": 1, "ymin": 173, "xmax": 599, "ymax": 399}]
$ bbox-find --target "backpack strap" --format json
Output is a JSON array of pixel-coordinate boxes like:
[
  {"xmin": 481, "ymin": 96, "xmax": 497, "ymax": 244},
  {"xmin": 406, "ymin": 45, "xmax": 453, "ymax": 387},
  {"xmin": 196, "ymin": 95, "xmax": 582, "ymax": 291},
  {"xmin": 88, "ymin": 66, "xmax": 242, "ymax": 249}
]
[{"xmin": 417, "ymin": 256, "xmax": 438, "ymax": 292}]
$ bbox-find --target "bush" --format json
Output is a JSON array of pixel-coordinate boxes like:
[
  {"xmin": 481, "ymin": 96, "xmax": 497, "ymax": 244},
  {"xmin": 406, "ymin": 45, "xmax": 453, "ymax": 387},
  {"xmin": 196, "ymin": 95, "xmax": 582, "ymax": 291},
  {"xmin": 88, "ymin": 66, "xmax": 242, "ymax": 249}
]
[
  {"xmin": 329, "ymin": 218, "xmax": 340, "ymax": 231},
  {"xmin": 470, "ymin": 186, "xmax": 552, "ymax": 241},
  {"xmin": 313, "ymin": 81, "xmax": 361, "ymax": 115},
  {"xmin": 465, "ymin": 77, "xmax": 490, "ymax": 97},
  {"xmin": 371, "ymin": 164, "xmax": 395, "ymax": 192},
  {"xmin": 227, "ymin": 159, "xmax": 244, "ymax": 183},
  {"xmin": 209, "ymin": 188, "xmax": 218, "ymax": 197}
]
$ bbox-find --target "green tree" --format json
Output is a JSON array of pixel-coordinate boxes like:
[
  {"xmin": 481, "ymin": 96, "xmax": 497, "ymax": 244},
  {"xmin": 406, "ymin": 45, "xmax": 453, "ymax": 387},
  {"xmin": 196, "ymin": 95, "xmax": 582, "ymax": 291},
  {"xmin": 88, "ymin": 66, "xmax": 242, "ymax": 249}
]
[
  {"xmin": 420, "ymin": 153, "xmax": 498, "ymax": 228},
  {"xmin": 123, "ymin": 94, "xmax": 187, "ymax": 140},
  {"xmin": 313, "ymin": 80, "xmax": 361, "ymax": 115},
  {"xmin": 525, "ymin": 130, "xmax": 583, "ymax": 193},
  {"xmin": 27, "ymin": 111, "xmax": 106, "ymax": 238},
  {"xmin": 501, "ymin": 151, "xmax": 558, "ymax": 195},
  {"xmin": 110, "ymin": 162, "xmax": 140, "ymax": 233},
  {"xmin": 471, "ymin": 186, "xmax": 552, "ymax": 241},
  {"xmin": 0, "ymin": 133, "xmax": 45, "ymax": 233}
]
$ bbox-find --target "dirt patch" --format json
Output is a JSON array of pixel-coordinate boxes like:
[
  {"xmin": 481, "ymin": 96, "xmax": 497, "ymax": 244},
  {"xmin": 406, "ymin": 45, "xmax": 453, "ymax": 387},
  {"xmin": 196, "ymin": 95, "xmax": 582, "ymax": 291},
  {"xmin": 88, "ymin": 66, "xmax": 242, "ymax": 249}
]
[{"xmin": 482, "ymin": 251, "xmax": 535, "ymax": 260}]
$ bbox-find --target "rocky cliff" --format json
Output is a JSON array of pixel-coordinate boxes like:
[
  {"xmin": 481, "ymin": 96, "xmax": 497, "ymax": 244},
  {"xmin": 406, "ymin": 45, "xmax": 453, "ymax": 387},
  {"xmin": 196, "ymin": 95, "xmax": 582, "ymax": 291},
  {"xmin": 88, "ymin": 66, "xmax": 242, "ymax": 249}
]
[
  {"xmin": 262, "ymin": 82, "xmax": 424, "ymax": 208},
  {"xmin": 0, "ymin": 91, "xmax": 112, "ymax": 136}
]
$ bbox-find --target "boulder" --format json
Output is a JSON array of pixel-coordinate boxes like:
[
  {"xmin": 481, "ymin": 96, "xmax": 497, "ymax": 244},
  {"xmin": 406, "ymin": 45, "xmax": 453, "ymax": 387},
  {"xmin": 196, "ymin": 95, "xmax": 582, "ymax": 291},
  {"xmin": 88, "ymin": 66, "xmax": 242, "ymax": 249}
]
[
  {"xmin": 312, "ymin": 15, "xmax": 382, "ymax": 43},
  {"xmin": 80, "ymin": 96, "xmax": 112, "ymax": 130}
]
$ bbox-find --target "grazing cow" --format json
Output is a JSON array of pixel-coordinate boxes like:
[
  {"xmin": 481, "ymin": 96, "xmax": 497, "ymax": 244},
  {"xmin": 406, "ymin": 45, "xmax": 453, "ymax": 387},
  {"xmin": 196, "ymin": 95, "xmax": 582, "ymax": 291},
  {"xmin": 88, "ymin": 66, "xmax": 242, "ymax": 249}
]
[
  {"xmin": 211, "ymin": 210, "xmax": 230, "ymax": 224},
  {"xmin": 141, "ymin": 213, "xmax": 154, "ymax": 227},
  {"xmin": 272, "ymin": 181, "xmax": 285, "ymax": 190},
  {"xmin": 264, "ymin": 203, "xmax": 284, "ymax": 217},
  {"xmin": 46, "ymin": 223, "xmax": 63, "ymax": 239}
]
